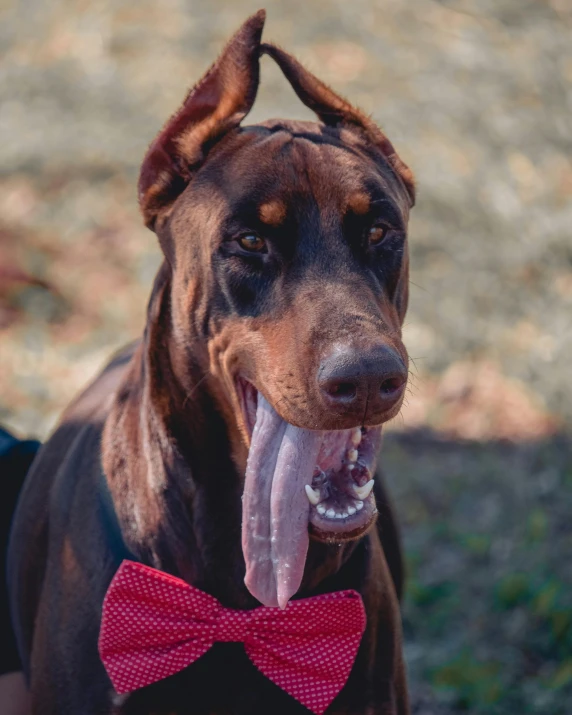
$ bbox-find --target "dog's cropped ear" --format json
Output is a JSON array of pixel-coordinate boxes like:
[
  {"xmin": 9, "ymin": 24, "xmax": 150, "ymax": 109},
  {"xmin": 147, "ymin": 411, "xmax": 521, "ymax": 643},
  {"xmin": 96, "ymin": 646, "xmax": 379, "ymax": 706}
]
[
  {"xmin": 139, "ymin": 10, "xmax": 266, "ymax": 229},
  {"xmin": 261, "ymin": 43, "xmax": 415, "ymax": 206}
]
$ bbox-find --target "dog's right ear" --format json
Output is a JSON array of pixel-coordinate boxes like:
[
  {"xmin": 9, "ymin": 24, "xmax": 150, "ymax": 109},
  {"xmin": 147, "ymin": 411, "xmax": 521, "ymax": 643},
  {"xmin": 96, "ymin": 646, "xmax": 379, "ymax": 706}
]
[{"xmin": 139, "ymin": 10, "xmax": 266, "ymax": 230}]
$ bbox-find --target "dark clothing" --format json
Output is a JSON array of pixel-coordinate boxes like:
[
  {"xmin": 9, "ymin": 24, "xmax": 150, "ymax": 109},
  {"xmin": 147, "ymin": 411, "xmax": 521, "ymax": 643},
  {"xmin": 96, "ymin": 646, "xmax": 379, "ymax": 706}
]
[{"xmin": 0, "ymin": 428, "xmax": 40, "ymax": 674}]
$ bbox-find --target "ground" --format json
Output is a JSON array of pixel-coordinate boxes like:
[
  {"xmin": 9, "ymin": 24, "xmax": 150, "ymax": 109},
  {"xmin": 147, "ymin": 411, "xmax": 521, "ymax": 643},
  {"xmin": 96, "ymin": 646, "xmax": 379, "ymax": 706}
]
[{"xmin": 1, "ymin": 0, "xmax": 571, "ymax": 711}]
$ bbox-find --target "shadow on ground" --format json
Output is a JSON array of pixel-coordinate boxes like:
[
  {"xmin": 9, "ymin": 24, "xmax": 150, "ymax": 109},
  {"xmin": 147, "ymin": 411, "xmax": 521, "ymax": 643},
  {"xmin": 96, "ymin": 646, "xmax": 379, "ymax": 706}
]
[{"xmin": 382, "ymin": 429, "xmax": 572, "ymax": 714}]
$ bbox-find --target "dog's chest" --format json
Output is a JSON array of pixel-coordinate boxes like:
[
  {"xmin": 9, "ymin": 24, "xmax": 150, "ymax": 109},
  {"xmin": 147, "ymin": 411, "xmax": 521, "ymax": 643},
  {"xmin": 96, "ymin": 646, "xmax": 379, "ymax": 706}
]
[{"xmin": 112, "ymin": 643, "xmax": 323, "ymax": 715}]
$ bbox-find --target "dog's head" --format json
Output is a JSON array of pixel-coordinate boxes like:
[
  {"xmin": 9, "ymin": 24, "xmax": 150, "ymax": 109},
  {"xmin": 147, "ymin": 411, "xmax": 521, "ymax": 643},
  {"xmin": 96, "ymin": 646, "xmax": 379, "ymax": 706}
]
[{"xmin": 139, "ymin": 10, "xmax": 414, "ymax": 607}]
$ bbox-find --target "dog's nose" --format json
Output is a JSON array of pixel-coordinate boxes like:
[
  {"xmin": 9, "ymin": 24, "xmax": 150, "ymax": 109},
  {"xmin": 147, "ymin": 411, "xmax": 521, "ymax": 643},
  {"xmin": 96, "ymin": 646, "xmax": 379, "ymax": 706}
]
[{"xmin": 318, "ymin": 345, "xmax": 407, "ymax": 417}]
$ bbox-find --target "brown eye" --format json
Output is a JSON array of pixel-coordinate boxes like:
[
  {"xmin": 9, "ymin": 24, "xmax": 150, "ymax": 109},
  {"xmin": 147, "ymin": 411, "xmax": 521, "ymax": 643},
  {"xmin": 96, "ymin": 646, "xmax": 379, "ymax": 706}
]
[
  {"xmin": 368, "ymin": 225, "xmax": 388, "ymax": 246},
  {"xmin": 237, "ymin": 234, "xmax": 267, "ymax": 253}
]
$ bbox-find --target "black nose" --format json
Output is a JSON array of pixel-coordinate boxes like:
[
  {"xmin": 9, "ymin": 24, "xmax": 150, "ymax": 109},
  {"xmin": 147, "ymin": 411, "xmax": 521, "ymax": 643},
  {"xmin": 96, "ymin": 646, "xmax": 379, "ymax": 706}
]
[{"xmin": 318, "ymin": 344, "xmax": 407, "ymax": 417}]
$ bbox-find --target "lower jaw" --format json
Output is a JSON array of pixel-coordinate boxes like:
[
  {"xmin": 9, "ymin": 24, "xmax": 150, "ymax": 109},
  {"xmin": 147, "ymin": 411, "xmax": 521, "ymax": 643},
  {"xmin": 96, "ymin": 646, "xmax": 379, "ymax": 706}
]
[
  {"xmin": 309, "ymin": 506, "xmax": 378, "ymax": 543},
  {"xmin": 306, "ymin": 426, "xmax": 382, "ymax": 541}
]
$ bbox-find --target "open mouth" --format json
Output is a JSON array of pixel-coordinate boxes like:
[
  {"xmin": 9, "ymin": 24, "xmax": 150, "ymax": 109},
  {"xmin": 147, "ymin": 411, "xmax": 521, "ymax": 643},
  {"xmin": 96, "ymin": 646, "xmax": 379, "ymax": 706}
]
[
  {"xmin": 306, "ymin": 425, "xmax": 381, "ymax": 537},
  {"xmin": 237, "ymin": 377, "xmax": 382, "ymax": 609}
]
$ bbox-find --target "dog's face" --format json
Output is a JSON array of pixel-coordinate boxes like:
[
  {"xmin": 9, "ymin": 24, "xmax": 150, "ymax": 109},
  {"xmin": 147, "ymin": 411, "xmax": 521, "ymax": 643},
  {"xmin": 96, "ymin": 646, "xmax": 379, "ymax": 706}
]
[
  {"xmin": 168, "ymin": 120, "xmax": 411, "ymax": 428},
  {"xmin": 139, "ymin": 11, "xmax": 415, "ymax": 607}
]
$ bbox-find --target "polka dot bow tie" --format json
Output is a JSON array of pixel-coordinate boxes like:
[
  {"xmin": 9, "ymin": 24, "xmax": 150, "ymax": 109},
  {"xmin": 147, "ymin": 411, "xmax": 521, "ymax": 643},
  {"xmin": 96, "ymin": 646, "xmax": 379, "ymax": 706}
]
[{"xmin": 99, "ymin": 560, "xmax": 366, "ymax": 714}]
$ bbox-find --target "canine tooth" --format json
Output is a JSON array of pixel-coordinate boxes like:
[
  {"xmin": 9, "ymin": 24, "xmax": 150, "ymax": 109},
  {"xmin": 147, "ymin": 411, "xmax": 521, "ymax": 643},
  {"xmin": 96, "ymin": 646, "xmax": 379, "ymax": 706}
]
[
  {"xmin": 305, "ymin": 485, "xmax": 321, "ymax": 506},
  {"xmin": 317, "ymin": 504, "xmax": 326, "ymax": 515},
  {"xmin": 347, "ymin": 448, "xmax": 358, "ymax": 463},
  {"xmin": 355, "ymin": 500, "xmax": 364, "ymax": 510},
  {"xmin": 347, "ymin": 462, "xmax": 356, "ymax": 471},
  {"xmin": 353, "ymin": 479, "xmax": 374, "ymax": 500},
  {"xmin": 351, "ymin": 428, "xmax": 362, "ymax": 447},
  {"xmin": 347, "ymin": 505, "xmax": 357, "ymax": 515},
  {"xmin": 326, "ymin": 508, "xmax": 336, "ymax": 518}
]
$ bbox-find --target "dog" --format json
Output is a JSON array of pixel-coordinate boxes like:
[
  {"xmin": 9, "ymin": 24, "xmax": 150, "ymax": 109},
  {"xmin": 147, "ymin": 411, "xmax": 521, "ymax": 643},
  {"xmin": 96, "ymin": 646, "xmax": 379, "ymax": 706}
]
[{"xmin": 8, "ymin": 10, "xmax": 415, "ymax": 714}]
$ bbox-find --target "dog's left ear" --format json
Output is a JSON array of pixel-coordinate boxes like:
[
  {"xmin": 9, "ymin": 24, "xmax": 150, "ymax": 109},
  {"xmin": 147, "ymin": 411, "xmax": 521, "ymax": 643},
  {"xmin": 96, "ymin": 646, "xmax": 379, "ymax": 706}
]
[
  {"xmin": 139, "ymin": 10, "xmax": 266, "ymax": 229},
  {"xmin": 261, "ymin": 43, "xmax": 415, "ymax": 206}
]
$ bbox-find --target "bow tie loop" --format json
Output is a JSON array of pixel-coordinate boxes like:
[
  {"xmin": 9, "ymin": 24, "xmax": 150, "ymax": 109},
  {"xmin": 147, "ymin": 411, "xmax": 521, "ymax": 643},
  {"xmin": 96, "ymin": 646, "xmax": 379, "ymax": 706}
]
[{"xmin": 99, "ymin": 561, "xmax": 366, "ymax": 715}]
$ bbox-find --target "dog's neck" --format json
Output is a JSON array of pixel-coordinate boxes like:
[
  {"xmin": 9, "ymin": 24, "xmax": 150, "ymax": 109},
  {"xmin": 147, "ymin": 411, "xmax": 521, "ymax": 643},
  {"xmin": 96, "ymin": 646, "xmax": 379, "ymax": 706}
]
[{"xmin": 102, "ymin": 264, "xmax": 360, "ymax": 608}]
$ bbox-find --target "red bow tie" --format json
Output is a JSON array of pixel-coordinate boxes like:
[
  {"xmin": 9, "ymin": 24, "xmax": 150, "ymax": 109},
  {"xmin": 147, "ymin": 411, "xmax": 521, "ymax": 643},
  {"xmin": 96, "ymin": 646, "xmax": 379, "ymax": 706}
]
[{"xmin": 98, "ymin": 561, "xmax": 366, "ymax": 714}]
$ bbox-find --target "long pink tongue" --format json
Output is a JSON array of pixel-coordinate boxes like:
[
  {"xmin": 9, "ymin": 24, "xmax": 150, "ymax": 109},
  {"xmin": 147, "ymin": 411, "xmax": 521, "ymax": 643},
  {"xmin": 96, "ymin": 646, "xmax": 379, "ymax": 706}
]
[
  {"xmin": 242, "ymin": 395, "xmax": 322, "ymax": 608},
  {"xmin": 242, "ymin": 397, "xmax": 286, "ymax": 607}
]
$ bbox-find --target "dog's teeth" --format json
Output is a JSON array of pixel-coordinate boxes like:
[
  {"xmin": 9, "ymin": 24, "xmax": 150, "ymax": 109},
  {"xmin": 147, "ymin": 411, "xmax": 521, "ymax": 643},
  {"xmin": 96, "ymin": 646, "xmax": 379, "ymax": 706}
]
[
  {"xmin": 347, "ymin": 505, "xmax": 357, "ymax": 515},
  {"xmin": 335, "ymin": 512, "xmax": 345, "ymax": 519},
  {"xmin": 347, "ymin": 448, "xmax": 358, "ymax": 463},
  {"xmin": 351, "ymin": 428, "xmax": 362, "ymax": 447},
  {"xmin": 347, "ymin": 462, "xmax": 356, "ymax": 471},
  {"xmin": 317, "ymin": 503, "xmax": 326, "ymax": 515},
  {"xmin": 355, "ymin": 500, "xmax": 364, "ymax": 510},
  {"xmin": 326, "ymin": 508, "xmax": 336, "ymax": 518},
  {"xmin": 353, "ymin": 479, "xmax": 374, "ymax": 500},
  {"xmin": 304, "ymin": 485, "xmax": 321, "ymax": 506}
]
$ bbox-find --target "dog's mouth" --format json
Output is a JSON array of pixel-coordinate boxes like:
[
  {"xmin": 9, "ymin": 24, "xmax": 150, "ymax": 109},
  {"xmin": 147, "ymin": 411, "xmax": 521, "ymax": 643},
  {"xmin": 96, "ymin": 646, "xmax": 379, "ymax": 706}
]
[{"xmin": 237, "ymin": 377, "xmax": 382, "ymax": 609}]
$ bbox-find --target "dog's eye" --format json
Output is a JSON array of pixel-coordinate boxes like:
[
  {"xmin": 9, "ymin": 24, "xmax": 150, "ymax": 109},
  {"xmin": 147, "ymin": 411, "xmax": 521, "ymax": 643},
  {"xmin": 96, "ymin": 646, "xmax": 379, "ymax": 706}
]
[
  {"xmin": 237, "ymin": 234, "xmax": 267, "ymax": 253},
  {"xmin": 368, "ymin": 225, "xmax": 388, "ymax": 246}
]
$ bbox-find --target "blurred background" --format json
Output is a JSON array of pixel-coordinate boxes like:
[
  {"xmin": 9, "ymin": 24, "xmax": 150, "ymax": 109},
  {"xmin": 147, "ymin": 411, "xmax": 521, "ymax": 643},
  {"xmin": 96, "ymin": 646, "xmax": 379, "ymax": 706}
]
[{"xmin": 1, "ymin": 0, "xmax": 571, "ymax": 711}]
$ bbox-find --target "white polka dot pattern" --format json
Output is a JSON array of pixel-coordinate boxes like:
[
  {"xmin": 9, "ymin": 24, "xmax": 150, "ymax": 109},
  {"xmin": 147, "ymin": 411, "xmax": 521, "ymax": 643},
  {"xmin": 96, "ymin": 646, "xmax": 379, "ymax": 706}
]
[{"xmin": 98, "ymin": 561, "xmax": 366, "ymax": 714}]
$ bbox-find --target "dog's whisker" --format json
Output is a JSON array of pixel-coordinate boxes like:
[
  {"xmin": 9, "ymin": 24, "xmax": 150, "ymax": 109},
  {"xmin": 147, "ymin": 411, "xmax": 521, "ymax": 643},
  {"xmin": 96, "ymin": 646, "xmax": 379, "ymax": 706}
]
[
  {"xmin": 408, "ymin": 281, "xmax": 431, "ymax": 294},
  {"xmin": 182, "ymin": 373, "xmax": 209, "ymax": 410}
]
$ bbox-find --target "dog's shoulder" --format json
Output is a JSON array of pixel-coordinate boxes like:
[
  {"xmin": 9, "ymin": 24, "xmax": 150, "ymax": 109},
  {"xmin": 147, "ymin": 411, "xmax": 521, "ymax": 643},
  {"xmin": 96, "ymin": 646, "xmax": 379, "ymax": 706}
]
[
  {"xmin": 6, "ymin": 341, "xmax": 139, "ymax": 673},
  {"xmin": 12, "ymin": 339, "xmax": 139, "ymax": 538}
]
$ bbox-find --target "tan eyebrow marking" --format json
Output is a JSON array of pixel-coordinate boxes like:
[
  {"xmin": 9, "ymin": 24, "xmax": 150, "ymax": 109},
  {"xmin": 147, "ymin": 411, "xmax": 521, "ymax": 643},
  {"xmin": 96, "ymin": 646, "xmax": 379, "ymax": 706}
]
[
  {"xmin": 258, "ymin": 200, "xmax": 287, "ymax": 226},
  {"xmin": 347, "ymin": 191, "xmax": 371, "ymax": 216}
]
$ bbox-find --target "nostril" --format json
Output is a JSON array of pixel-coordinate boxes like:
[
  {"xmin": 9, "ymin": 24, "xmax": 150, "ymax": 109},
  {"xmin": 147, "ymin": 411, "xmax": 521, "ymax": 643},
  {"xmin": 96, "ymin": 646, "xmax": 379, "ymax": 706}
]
[
  {"xmin": 326, "ymin": 381, "xmax": 357, "ymax": 400},
  {"xmin": 380, "ymin": 376, "xmax": 406, "ymax": 396}
]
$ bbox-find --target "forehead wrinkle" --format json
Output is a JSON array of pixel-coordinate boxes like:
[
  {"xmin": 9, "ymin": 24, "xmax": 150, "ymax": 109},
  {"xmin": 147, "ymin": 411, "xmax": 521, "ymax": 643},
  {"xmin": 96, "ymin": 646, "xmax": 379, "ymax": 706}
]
[
  {"xmin": 293, "ymin": 137, "xmax": 375, "ymax": 194},
  {"xmin": 290, "ymin": 135, "xmax": 408, "ymax": 220},
  {"xmin": 289, "ymin": 138, "xmax": 335, "ymax": 203},
  {"xmin": 291, "ymin": 138, "xmax": 377, "ymax": 235}
]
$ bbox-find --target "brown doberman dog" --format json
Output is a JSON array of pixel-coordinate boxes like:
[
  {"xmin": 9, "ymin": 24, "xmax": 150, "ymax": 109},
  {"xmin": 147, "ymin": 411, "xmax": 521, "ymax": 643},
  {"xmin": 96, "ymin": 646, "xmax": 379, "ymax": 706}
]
[{"xmin": 7, "ymin": 10, "xmax": 415, "ymax": 715}]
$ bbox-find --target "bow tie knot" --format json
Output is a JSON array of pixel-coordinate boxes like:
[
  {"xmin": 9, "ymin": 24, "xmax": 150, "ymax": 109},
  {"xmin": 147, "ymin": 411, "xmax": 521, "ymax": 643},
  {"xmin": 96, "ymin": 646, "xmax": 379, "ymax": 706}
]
[
  {"xmin": 99, "ymin": 561, "xmax": 366, "ymax": 715},
  {"xmin": 212, "ymin": 606, "xmax": 252, "ymax": 643}
]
